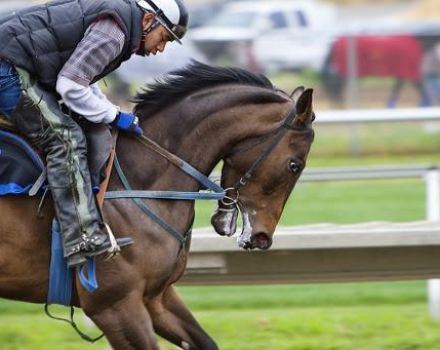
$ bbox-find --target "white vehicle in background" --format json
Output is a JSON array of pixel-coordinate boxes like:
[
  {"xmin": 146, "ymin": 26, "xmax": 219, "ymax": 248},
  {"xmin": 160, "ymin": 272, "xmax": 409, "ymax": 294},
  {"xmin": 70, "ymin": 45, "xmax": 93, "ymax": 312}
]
[
  {"xmin": 253, "ymin": 26, "xmax": 338, "ymax": 73},
  {"xmin": 188, "ymin": 0, "xmax": 338, "ymax": 72}
]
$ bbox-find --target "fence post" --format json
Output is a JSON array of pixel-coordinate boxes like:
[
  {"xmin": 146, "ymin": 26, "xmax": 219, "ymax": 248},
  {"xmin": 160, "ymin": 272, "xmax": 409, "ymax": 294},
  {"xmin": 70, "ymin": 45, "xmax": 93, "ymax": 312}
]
[
  {"xmin": 345, "ymin": 35, "xmax": 361, "ymax": 156},
  {"xmin": 426, "ymin": 168, "xmax": 440, "ymax": 320}
]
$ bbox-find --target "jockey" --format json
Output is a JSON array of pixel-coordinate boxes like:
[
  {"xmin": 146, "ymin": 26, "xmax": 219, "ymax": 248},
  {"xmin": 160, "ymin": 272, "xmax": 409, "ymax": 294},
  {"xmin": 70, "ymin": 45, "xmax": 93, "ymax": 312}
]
[{"xmin": 0, "ymin": 0, "xmax": 189, "ymax": 268}]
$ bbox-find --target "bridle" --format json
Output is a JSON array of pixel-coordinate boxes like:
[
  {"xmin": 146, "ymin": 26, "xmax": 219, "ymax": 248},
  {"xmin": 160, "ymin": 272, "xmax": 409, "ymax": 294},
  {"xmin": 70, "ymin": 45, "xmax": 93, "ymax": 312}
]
[
  {"xmin": 234, "ymin": 105, "xmax": 299, "ymax": 190},
  {"xmin": 217, "ymin": 104, "xmax": 302, "ymax": 233},
  {"xmin": 105, "ymin": 103, "xmax": 303, "ymax": 244}
]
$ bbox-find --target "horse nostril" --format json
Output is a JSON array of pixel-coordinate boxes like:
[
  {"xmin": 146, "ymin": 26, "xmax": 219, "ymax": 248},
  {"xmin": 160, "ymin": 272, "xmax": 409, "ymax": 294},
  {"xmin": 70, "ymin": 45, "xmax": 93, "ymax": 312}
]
[{"xmin": 252, "ymin": 232, "xmax": 272, "ymax": 250}]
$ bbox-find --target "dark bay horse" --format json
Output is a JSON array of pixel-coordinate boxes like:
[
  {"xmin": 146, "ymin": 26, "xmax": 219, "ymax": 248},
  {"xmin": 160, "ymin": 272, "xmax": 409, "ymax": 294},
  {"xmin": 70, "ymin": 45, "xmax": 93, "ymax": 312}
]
[{"xmin": 0, "ymin": 62, "xmax": 315, "ymax": 349}]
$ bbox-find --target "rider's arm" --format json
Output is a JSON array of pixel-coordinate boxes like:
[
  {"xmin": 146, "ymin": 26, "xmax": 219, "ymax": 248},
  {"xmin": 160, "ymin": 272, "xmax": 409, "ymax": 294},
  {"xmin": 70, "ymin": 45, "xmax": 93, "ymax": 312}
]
[{"xmin": 56, "ymin": 17, "xmax": 125, "ymax": 124}]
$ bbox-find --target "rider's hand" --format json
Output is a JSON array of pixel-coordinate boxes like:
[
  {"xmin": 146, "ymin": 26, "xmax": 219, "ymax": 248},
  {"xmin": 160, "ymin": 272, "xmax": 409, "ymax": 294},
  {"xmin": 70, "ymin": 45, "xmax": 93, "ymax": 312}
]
[{"xmin": 112, "ymin": 111, "xmax": 143, "ymax": 136}]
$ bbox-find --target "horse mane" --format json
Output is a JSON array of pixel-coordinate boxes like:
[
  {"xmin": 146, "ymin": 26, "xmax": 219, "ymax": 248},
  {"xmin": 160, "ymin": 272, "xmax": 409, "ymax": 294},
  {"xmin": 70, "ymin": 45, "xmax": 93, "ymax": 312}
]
[{"xmin": 132, "ymin": 60, "xmax": 285, "ymax": 117}]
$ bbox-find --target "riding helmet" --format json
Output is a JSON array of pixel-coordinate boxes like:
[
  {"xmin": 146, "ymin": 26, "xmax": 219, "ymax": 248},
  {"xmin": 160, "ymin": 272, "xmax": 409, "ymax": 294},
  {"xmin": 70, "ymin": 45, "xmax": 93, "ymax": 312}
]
[{"xmin": 135, "ymin": 0, "xmax": 189, "ymax": 44}]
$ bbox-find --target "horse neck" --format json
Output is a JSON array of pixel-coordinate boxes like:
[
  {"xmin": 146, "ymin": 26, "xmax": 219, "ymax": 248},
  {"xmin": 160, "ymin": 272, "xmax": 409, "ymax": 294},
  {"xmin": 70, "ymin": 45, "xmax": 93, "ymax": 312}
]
[{"xmin": 113, "ymin": 86, "xmax": 290, "ymax": 192}]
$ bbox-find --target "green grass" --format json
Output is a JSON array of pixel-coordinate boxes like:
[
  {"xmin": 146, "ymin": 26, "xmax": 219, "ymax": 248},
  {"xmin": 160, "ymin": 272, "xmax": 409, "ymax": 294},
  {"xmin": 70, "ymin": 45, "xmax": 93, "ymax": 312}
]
[
  {"xmin": 171, "ymin": 304, "xmax": 440, "ymax": 350},
  {"xmin": 194, "ymin": 178, "xmax": 426, "ymax": 228},
  {"xmin": 177, "ymin": 282, "xmax": 427, "ymax": 310},
  {"xmin": 1, "ymin": 281, "xmax": 439, "ymax": 350},
  {"xmin": 169, "ymin": 282, "xmax": 440, "ymax": 349},
  {"xmin": 0, "ymin": 313, "xmax": 107, "ymax": 350}
]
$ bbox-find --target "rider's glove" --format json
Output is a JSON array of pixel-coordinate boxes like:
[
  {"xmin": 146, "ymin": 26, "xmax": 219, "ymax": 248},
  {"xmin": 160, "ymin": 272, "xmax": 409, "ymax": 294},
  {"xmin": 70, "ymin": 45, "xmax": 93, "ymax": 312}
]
[{"xmin": 112, "ymin": 111, "xmax": 143, "ymax": 136}]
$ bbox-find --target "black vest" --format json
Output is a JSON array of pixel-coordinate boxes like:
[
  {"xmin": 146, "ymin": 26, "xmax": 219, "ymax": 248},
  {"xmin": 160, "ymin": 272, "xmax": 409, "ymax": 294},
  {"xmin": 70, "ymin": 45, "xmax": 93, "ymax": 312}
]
[{"xmin": 0, "ymin": 0, "xmax": 144, "ymax": 89}]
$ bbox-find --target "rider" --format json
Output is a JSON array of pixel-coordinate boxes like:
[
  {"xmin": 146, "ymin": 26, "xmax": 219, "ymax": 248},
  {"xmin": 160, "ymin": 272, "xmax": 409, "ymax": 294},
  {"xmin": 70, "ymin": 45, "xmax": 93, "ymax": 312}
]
[{"xmin": 0, "ymin": 0, "xmax": 189, "ymax": 268}]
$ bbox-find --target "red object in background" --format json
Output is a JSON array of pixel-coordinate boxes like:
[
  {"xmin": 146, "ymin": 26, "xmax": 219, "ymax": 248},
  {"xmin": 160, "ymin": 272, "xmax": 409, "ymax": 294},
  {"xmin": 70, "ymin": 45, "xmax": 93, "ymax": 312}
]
[{"xmin": 332, "ymin": 35, "xmax": 423, "ymax": 81}]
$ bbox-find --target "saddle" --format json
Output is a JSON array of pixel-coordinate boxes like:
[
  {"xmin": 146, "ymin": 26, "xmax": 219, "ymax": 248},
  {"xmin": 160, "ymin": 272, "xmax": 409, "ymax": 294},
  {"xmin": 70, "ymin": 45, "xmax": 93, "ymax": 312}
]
[
  {"xmin": 0, "ymin": 115, "xmax": 46, "ymax": 196},
  {"xmin": 0, "ymin": 114, "xmax": 113, "ymax": 197}
]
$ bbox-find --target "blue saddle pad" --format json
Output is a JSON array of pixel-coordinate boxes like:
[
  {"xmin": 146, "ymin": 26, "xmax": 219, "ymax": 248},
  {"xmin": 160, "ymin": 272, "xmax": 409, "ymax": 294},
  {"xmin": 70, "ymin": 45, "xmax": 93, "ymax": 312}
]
[{"xmin": 0, "ymin": 129, "xmax": 45, "ymax": 195}]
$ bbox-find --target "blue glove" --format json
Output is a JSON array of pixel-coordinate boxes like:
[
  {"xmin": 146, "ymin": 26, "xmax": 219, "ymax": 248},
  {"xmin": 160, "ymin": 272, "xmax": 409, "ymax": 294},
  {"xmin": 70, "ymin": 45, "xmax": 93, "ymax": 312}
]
[{"xmin": 112, "ymin": 111, "xmax": 143, "ymax": 136}]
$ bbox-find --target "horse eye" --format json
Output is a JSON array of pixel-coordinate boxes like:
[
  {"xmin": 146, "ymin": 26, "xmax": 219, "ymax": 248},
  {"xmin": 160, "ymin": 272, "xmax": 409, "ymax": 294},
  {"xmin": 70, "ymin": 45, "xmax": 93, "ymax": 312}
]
[{"xmin": 288, "ymin": 160, "xmax": 301, "ymax": 174}]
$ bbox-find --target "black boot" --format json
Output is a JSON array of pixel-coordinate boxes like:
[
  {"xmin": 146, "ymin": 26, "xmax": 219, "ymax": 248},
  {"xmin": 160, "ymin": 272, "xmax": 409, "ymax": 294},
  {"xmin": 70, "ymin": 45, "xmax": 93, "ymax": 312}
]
[
  {"xmin": 67, "ymin": 229, "xmax": 134, "ymax": 267},
  {"xmin": 12, "ymin": 68, "xmax": 133, "ymax": 268}
]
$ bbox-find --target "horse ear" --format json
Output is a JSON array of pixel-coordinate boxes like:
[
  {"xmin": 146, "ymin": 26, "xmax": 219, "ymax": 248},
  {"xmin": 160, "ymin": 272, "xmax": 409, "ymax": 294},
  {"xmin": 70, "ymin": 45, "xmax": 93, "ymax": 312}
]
[
  {"xmin": 293, "ymin": 89, "xmax": 314, "ymax": 127},
  {"xmin": 290, "ymin": 86, "xmax": 305, "ymax": 102}
]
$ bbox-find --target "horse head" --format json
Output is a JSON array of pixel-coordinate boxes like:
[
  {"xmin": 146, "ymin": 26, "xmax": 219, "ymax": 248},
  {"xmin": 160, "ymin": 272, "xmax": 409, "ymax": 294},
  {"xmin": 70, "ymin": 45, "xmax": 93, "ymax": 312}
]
[
  {"xmin": 211, "ymin": 86, "xmax": 315, "ymax": 250},
  {"xmin": 131, "ymin": 61, "xmax": 314, "ymax": 251}
]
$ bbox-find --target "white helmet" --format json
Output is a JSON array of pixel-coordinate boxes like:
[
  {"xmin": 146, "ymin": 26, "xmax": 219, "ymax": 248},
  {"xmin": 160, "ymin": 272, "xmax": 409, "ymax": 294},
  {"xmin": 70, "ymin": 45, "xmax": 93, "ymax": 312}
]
[{"xmin": 136, "ymin": 0, "xmax": 189, "ymax": 44}]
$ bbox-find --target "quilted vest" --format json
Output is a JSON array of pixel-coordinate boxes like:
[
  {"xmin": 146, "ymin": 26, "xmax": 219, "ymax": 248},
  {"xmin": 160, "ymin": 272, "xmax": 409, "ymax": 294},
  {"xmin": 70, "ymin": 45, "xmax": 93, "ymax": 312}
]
[{"xmin": 0, "ymin": 0, "xmax": 144, "ymax": 89}]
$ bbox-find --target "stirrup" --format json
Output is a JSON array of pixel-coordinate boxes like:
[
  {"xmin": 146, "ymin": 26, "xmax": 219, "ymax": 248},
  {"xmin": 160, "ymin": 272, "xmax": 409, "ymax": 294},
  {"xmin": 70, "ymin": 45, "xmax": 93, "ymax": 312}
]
[{"xmin": 103, "ymin": 223, "xmax": 120, "ymax": 260}]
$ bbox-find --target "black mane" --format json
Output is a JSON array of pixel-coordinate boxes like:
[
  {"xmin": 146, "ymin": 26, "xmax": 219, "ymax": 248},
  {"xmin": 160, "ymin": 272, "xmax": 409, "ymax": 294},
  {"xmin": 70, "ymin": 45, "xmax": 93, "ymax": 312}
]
[{"xmin": 133, "ymin": 61, "xmax": 279, "ymax": 116}]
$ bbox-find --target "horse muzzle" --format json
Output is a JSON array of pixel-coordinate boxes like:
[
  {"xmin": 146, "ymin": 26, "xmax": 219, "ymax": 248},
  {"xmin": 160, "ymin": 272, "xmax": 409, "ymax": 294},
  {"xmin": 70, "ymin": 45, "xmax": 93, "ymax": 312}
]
[
  {"xmin": 212, "ymin": 202, "xmax": 273, "ymax": 250},
  {"xmin": 239, "ymin": 232, "xmax": 273, "ymax": 250}
]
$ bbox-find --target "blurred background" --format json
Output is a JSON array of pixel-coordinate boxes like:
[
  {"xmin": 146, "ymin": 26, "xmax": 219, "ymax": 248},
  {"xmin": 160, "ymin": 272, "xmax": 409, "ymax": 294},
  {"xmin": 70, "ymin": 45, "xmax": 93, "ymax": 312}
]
[
  {"xmin": 1, "ymin": 0, "xmax": 440, "ymax": 349},
  {"xmin": 111, "ymin": 0, "xmax": 440, "ymax": 111},
  {"xmin": 8, "ymin": 0, "xmax": 440, "ymax": 111}
]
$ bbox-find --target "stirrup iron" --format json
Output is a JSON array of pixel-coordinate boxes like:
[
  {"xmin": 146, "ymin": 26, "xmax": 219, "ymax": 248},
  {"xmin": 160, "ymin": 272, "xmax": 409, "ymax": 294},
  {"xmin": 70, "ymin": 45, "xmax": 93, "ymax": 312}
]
[{"xmin": 104, "ymin": 223, "xmax": 121, "ymax": 260}]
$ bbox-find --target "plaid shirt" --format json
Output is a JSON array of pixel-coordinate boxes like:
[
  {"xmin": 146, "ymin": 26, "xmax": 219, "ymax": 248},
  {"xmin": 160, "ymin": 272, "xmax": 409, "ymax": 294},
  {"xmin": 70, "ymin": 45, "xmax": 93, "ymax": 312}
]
[
  {"xmin": 59, "ymin": 18, "xmax": 125, "ymax": 86},
  {"xmin": 56, "ymin": 18, "xmax": 126, "ymax": 123}
]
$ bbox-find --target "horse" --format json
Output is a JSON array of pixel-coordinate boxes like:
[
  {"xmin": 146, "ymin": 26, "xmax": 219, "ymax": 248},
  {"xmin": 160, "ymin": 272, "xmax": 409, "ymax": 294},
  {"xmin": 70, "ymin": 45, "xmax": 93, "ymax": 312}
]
[
  {"xmin": 0, "ymin": 61, "xmax": 315, "ymax": 349},
  {"xmin": 321, "ymin": 35, "xmax": 431, "ymax": 108}
]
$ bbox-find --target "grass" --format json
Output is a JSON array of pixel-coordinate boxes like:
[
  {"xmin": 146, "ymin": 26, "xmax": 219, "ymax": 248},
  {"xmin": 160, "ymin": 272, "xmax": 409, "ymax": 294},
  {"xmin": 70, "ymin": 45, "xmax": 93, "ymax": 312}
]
[
  {"xmin": 1, "ymin": 281, "xmax": 437, "ymax": 350},
  {"xmin": 169, "ymin": 282, "xmax": 440, "ymax": 349},
  {"xmin": 194, "ymin": 178, "xmax": 427, "ymax": 228},
  {"xmin": 174, "ymin": 304, "xmax": 440, "ymax": 350}
]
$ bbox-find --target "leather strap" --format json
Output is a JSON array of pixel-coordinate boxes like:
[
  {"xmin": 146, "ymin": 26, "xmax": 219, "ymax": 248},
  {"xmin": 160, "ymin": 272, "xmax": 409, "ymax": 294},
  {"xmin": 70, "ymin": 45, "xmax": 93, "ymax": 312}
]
[
  {"xmin": 0, "ymin": 115, "xmax": 16, "ymax": 131},
  {"xmin": 96, "ymin": 130, "xmax": 119, "ymax": 207}
]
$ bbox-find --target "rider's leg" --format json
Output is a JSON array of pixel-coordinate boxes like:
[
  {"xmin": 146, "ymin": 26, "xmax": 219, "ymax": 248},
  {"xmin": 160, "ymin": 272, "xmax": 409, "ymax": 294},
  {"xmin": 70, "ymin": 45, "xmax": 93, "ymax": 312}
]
[
  {"xmin": 0, "ymin": 60, "xmax": 21, "ymax": 117},
  {"xmin": 10, "ymin": 68, "xmax": 131, "ymax": 267}
]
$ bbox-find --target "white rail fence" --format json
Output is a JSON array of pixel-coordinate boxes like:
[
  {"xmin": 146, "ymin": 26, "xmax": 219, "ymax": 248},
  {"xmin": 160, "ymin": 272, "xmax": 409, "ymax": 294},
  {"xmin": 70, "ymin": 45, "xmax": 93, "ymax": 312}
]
[{"xmin": 317, "ymin": 106, "xmax": 440, "ymax": 124}]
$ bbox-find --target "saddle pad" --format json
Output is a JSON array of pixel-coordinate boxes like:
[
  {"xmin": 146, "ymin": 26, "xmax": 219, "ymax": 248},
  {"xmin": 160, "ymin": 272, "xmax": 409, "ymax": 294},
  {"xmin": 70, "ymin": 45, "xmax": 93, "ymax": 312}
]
[{"xmin": 0, "ymin": 129, "xmax": 45, "ymax": 195}]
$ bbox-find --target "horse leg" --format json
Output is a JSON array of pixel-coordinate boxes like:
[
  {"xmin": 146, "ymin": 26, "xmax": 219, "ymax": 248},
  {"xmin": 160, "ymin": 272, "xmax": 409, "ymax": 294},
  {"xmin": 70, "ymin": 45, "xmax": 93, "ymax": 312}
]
[
  {"xmin": 413, "ymin": 79, "xmax": 432, "ymax": 107},
  {"xmin": 147, "ymin": 285, "xmax": 218, "ymax": 350},
  {"xmin": 387, "ymin": 78, "xmax": 404, "ymax": 108},
  {"xmin": 85, "ymin": 293, "xmax": 160, "ymax": 350}
]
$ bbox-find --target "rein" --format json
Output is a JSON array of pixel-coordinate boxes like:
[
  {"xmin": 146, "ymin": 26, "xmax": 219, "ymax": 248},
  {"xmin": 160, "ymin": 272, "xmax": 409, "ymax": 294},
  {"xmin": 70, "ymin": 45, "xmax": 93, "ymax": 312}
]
[{"xmin": 105, "ymin": 134, "xmax": 226, "ymax": 245}]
